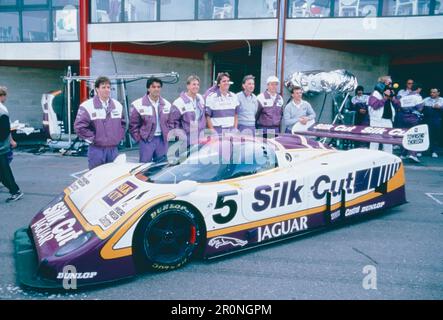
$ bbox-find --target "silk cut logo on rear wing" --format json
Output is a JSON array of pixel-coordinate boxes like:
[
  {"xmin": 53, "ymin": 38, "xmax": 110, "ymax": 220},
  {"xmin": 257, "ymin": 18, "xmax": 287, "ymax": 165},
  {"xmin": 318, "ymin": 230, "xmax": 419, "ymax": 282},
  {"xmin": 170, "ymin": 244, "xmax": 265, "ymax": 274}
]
[{"xmin": 295, "ymin": 123, "xmax": 429, "ymax": 152}]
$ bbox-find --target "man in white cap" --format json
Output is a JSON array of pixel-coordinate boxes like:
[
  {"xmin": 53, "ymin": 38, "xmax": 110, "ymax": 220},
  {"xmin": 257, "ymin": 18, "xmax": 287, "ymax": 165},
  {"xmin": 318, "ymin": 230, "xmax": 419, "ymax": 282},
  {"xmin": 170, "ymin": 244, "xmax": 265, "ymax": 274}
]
[{"xmin": 256, "ymin": 76, "xmax": 284, "ymax": 136}]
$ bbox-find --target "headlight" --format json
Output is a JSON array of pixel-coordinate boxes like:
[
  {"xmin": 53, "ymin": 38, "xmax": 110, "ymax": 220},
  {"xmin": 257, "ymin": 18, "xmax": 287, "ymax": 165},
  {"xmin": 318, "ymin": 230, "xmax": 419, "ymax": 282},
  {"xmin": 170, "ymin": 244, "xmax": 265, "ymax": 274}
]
[{"xmin": 55, "ymin": 232, "xmax": 93, "ymax": 257}]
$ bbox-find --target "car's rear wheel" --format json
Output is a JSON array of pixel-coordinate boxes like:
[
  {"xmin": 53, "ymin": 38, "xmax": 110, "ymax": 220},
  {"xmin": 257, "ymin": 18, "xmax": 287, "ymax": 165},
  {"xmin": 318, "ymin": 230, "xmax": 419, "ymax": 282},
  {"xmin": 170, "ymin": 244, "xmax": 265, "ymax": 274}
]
[{"xmin": 134, "ymin": 202, "xmax": 203, "ymax": 272}]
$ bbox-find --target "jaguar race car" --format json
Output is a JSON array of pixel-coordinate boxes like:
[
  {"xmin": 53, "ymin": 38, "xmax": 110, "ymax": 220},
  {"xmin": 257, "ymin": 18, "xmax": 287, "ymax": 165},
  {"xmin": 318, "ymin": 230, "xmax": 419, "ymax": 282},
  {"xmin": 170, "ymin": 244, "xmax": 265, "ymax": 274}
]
[{"xmin": 13, "ymin": 126, "xmax": 427, "ymax": 288}]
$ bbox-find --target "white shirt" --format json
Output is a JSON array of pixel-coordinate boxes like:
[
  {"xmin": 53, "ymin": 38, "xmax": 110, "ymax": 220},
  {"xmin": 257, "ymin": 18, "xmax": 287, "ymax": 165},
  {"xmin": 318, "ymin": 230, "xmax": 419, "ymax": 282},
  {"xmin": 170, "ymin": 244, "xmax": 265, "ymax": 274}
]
[
  {"xmin": 423, "ymin": 96, "xmax": 443, "ymax": 107},
  {"xmin": 0, "ymin": 102, "xmax": 8, "ymax": 115},
  {"xmin": 205, "ymin": 90, "xmax": 239, "ymax": 128},
  {"xmin": 148, "ymin": 96, "xmax": 162, "ymax": 136},
  {"xmin": 186, "ymin": 93, "xmax": 201, "ymax": 123},
  {"xmin": 100, "ymin": 98, "xmax": 110, "ymax": 111}
]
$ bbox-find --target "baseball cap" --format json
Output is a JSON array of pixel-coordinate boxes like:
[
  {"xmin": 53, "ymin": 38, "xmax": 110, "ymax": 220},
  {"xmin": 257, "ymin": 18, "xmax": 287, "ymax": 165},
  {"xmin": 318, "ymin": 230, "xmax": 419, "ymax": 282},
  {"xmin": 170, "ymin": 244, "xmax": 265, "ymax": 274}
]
[{"xmin": 266, "ymin": 76, "xmax": 280, "ymax": 84}]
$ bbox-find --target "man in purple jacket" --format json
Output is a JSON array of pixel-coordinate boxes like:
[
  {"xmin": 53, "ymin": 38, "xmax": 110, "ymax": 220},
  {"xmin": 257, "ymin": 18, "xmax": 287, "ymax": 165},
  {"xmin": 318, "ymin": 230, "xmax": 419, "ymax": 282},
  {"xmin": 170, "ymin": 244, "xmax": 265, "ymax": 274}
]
[
  {"xmin": 169, "ymin": 75, "xmax": 206, "ymax": 146},
  {"xmin": 256, "ymin": 76, "xmax": 284, "ymax": 136},
  {"xmin": 74, "ymin": 76, "xmax": 126, "ymax": 170},
  {"xmin": 129, "ymin": 78, "xmax": 171, "ymax": 163}
]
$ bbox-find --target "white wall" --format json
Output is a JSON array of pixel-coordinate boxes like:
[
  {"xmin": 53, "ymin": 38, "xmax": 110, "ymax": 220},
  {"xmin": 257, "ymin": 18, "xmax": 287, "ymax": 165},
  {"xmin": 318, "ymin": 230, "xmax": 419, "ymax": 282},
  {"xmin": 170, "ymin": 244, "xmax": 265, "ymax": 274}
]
[
  {"xmin": 0, "ymin": 42, "xmax": 79, "ymax": 60},
  {"xmin": 90, "ymin": 49, "xmax": 212, "ymax": 104}
]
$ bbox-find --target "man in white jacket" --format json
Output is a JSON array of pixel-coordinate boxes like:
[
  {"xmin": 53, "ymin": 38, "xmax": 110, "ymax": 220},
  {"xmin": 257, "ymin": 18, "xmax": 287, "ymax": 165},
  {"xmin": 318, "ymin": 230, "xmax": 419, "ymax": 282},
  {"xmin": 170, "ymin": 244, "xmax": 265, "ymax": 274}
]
[{"xmin": 368, "ymin": 76, "xmax": 401, "ymax": 153}]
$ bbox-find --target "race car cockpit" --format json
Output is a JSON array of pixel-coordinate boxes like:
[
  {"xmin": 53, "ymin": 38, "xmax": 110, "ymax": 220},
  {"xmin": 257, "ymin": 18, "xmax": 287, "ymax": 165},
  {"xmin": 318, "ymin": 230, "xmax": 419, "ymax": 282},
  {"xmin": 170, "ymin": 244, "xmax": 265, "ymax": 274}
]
[{"xmin": 141, "ymin": 138, "xmax": 278, "ymax": 184}]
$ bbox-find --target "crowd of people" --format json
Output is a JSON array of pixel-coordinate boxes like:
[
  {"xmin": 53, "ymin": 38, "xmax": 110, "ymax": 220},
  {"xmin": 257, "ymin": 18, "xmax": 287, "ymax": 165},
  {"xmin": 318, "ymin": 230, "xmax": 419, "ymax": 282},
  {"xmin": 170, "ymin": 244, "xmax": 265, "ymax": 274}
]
[
  {"xmin": 349, "ymin": 76, "xmax": 442, "ymax": 162},
  {"xmin": 1, "ymin": 72, "xmax": 442, "ymax": 203},
  {"xmin": 73, "ymin": 72, "xmax": 316, "ymax": 170}
]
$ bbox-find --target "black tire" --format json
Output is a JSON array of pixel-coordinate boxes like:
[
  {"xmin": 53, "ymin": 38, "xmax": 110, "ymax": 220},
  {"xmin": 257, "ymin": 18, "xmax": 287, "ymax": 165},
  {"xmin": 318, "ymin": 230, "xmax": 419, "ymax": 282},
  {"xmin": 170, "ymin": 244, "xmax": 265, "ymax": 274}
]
[{"xmin": 133, "ymin": 202, "xmax": 204, "ymax": 272}]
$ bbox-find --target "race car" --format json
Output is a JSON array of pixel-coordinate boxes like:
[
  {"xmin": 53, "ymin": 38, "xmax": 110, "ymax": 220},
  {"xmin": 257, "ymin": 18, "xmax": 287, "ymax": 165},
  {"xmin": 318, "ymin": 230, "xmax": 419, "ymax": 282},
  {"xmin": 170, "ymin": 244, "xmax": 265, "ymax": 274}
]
[{"xmin": 14, "ymin": 129, "xmax": 419, "ymax": 289}]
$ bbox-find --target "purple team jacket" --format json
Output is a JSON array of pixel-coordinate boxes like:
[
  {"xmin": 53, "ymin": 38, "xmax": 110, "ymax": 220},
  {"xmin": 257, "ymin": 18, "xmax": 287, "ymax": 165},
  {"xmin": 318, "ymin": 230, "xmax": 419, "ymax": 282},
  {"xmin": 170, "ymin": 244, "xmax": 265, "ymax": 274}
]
[
  {"xmin": 74, "ymin": 96, "xmax": 126, "ymax": 147},
  {"xmin": 129, "ymin": 94, "xmax": 171, "ymax": 144},
  {"xmin": 169, "ymin": 92, "xmax": 207, "ymax": 135},
  {"xmin": 256, "ymin": 91, "xmax": 284, "ymax": 127}
]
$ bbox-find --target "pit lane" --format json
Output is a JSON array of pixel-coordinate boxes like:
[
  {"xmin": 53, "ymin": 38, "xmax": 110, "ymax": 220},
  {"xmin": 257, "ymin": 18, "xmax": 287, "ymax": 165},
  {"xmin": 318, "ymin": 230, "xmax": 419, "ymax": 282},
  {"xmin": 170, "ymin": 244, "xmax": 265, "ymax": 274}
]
[{"xmin": 1, "ymin": 150, "xmax": 442, "ymax": 300}]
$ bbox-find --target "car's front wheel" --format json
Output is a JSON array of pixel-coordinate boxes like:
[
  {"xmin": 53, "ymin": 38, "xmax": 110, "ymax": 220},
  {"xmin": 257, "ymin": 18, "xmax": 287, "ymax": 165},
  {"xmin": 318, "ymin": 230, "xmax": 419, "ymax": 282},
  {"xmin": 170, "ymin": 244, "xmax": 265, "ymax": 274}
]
[{"xmin": 133, "ymin": 202, "xmax": 204, "ymax": 272}]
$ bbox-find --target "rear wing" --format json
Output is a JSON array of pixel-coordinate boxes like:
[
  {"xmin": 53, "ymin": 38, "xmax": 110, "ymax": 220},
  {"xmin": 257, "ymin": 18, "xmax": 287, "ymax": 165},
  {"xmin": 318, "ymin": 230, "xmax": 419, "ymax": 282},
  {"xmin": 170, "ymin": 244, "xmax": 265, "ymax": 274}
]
[{"xmin": 292, "ymin": 123, "xmax": 430, "ymax": 152}]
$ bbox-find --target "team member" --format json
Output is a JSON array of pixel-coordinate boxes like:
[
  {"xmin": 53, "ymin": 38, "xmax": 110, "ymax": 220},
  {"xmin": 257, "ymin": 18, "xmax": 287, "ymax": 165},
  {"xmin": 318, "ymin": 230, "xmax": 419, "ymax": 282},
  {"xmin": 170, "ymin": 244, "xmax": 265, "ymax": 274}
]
[
  {"xmin": 74, "ymin": 76, "xmax": 126, "ymax": 170},
  {"xmin": 423, "ymin": 88, "xmax": 443, "ymax": 158},
  {"xmin": 169, "ymin": 75, "xmax": 206, "ymax": 146},
  {"xmin": 397, "ymin": 83, "xmax": 424, "ymax": 162},
  {"xmin": 205, "ymin": 72, "xmax": 240, "ymax": 134},
  {"xmin": 283, "ymin": 86, "xmax": 316, "ymax": 133},
  {"xmin": 350, "ymin": 85, "xmax": 370, "ymax": 126},
  {"xmin": 256, "ymin": 76, "xmax": 284, "ymax": 135},
  {"xmin": 0, "ymin": 86, "xmax": 23, "ymax": 202},
  {"xmin": 236, "ymin": 75, "xmax": 258, "ymax": 134},
  {"xmin": 368, "ymin": 76, "xmax": 401, "ymax": 154},
  {"xmin": 129, "ymin": 78, "xmax": 171, "ymax": 163}
]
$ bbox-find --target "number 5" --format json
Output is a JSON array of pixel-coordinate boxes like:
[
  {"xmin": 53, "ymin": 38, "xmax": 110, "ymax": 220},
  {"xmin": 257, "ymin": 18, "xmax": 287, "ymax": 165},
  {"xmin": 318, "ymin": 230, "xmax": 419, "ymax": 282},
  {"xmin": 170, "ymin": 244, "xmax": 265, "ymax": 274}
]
[{"xmin": 213, "ymin": 191, "xmax": 238, "ymax": 224}]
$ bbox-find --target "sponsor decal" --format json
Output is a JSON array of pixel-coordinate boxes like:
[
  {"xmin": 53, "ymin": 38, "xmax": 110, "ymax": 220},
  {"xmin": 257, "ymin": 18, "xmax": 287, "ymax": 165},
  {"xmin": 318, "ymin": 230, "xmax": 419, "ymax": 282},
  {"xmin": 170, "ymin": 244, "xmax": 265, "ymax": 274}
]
[
  {"xmin": 406, "ymin": 132, "xmax": 425, "ymax": 145},
  {"xmin": 402, "ymin": 124, "xmax": 429, "ymax": 152},
  {"xmin": 69, "ymin": 176, "xmax": 90, "ymax": 192},
  {"xmin": 331, "ymin": 210, "xmax": 341, "ymax": 220},
  {"xmin": 208, "ymin": 236, "xmax": 248, "ymax": 249},
  {"xmin": 98, "ymin": 207, "xmax": 127, "ymax": 229},
  {"xmin": 57, "ymin": 271, "xmax": 98, "ymax": 280},
  {"xmin": 311, "ymin": 163, "xmax": 400, "ymax": 200},
  {"xmin": 31, "ymin": 201, "xmax": 83, "ymax": 247},
  {"xmin": 99, "ymin": 216, "xmax": 112, "ymax": 228},
  {"xmin": 252, "ymin": 180, "xmax": 303, "ymax": 212},
  {"xmin": 345, "ymin": 201, "xmax": 386, "ymax": 217},
  {"xmin": 257, "ymin": 216, "xmax": 308, "ymax": 243},
  {"xmin": 102, "ymin": 181, "xmax": 138, "ymax": 206},
  {"xmin": 311, "ymin": 123, "xmax": 408, "ymax": 137},
  {"xmin": 249, "ymin": 164, "xmax": 398, "ymax": 214}
]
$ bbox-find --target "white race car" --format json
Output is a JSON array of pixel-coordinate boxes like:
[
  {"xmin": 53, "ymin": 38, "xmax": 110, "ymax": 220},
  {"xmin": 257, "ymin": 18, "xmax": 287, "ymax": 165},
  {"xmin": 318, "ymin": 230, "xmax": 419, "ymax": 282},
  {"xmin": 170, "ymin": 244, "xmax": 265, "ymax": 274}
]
[{"xmin": 15, "ymin": 132, "xmax": 410, "ymax": 288}]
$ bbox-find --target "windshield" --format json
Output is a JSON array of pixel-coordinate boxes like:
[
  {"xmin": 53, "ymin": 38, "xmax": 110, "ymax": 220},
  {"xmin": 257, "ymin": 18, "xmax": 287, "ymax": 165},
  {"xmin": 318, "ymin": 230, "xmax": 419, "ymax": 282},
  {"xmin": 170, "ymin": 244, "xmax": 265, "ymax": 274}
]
[{"xmin": 140, "ymin": 139, "xmax": 278, "ymax": 184}]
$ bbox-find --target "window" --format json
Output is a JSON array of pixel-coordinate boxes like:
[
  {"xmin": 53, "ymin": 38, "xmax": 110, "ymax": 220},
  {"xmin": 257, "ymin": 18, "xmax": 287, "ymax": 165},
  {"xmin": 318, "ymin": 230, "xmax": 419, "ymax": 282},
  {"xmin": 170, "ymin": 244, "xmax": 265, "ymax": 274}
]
[
  {"xmin": 0, "ymin": 0, "xmax": 17, "ymax": 6},
  {"xmin": 91, "ymin": 0, "xmax": 122, "ymax": 22},
  {"xmin": 334, "ymin": 0, "xmax": 378, "ymax": 17},
  {"xmin": 53, "ymin": 7, "xmax": 78, "ymax": 40},
  {"xmin": 143, "ymin": 139, "xmax": 277, "ymax": 184},
  {"xmin": 124, "ymin": 0, "xmax": 157, "ymax": 21},
  {"xmin": 0, "ymin": 11, "xmax": 20, "ymax": 42},
  {"xmin": 52, "ymin": 0, "xmax": 79, "ymax": 6},
  {"xmin": 198, "ymin": 0, "xmax": 235, "ymax": 19},
  {"xmin": 383, "ymin": 0, "xmax": 431, "ymax": 16},
  {"xmin": 23, "ymin": 0, "xmax": 48, "ymax": 5},
  {"xmin": 22, "ymin": 10, "xmax": 50, "ymax": 41},
  {"xmin": 238, "ymin": 0, "xmax": 278, "ymax": 18},
  {"xmin": 435, "ymin": 0, "xmax": 443, "ymax": 14},
  {"xmin": 160, "ymin": 0, "xmax": 194, "ymax": 20},
  {"xmin": 288, "ymin": 0, "xmax": 331, "ymax": 18}
]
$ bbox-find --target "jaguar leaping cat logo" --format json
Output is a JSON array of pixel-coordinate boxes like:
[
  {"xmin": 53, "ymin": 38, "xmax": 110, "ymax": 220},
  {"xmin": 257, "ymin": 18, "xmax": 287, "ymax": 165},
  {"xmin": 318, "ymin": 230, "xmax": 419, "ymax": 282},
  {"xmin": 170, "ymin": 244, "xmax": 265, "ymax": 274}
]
[{"xmin": 208, "ymin": 236, "xmax": 248, "ymax": 249}]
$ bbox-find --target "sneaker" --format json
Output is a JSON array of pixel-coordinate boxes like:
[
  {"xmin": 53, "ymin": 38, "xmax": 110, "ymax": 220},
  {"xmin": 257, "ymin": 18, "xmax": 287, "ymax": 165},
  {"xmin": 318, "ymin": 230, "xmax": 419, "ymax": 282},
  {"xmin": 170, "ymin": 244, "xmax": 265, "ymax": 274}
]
[
  {"xmin": 432, "ymin": 152, "xmax": 438, "ymax": 158},
  {"xmin": 400, "ymin": 155, "xmax": 406, "ymax": 160},
  {"xmin": 407, "ymin": 155, "xmax": 420, "ymax": 163},
  {"xmin": 6, "ymin": 191, "xmax": 24, "ymax": 203},
  {"xmin": 417, "ymin": 153, "xmax": 422, "ymax": 157}
]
